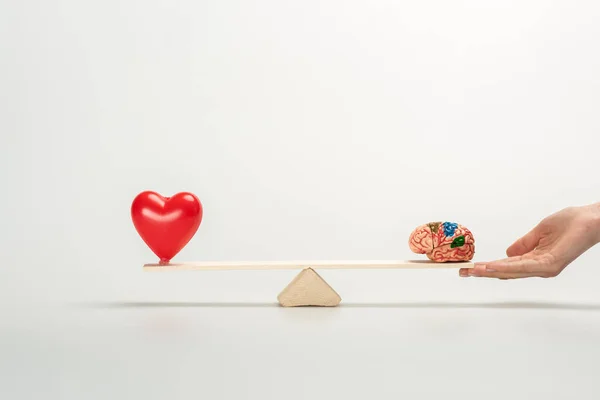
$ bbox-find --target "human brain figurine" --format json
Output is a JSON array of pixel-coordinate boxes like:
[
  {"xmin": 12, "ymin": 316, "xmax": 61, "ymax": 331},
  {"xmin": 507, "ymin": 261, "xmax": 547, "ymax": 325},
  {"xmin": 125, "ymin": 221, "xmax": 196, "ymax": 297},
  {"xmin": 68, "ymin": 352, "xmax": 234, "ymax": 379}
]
[{"xmin": 409, "ymin": 221, "xmax": 475, "ymax": 262}]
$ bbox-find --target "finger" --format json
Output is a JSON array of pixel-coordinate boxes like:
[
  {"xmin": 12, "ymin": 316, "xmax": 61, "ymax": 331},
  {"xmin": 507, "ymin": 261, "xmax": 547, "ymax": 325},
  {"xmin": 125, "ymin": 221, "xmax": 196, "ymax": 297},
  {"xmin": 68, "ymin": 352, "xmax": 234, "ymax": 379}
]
[
  {"xmin": 476, "ymin": 257, "xmax": 541, "ymax": 275},
  {"xmin": 461, "ymin": 256, "xmax": 530, "ymax": 277},
  {"xmin": 469, "ymin": 256, "xmax": 523, "ymax": 272},
  {"xmin": 458, "ymin": 259, "xmax": 521, "ymax": 277},
  {"xmin": 506, "ymin": 228, "xmax": 541, "ymax": 257},
  {"xmin": 460, "ymin": 266, "xmax": 536, "ymax": 279},
  {"xmin": 479, "ymin": 271, "xmax": 537, "ymax": 279},
  {"xmin": 465, "ymin": 262, "xmax": 537, "ymax": 278}
]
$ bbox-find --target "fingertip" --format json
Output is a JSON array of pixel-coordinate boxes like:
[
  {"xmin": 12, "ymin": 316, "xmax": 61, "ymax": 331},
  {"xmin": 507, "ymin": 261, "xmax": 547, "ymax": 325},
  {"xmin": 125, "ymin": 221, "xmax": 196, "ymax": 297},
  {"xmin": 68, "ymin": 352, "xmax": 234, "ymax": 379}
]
[
  {"xmin": 506, "ymin": 243, "xmax": 523, "ymax": 257},
  {"xmin": 506, "ymin": 229, "xmax": 540, "ymax": 257}
]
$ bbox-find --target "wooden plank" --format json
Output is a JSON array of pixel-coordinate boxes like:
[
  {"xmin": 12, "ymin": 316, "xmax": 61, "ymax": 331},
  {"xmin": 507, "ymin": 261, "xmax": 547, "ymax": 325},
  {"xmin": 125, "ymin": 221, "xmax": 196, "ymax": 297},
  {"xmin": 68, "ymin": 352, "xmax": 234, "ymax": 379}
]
[{"xmin": 142, "ymin": 260, "xmax": 475, "ymax": 271}]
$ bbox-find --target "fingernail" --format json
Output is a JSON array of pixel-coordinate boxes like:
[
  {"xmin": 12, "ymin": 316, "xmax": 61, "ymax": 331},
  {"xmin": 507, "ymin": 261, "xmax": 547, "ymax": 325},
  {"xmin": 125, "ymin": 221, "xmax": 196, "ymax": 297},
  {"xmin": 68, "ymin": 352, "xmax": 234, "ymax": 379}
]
[
  {"xmin": 485, "ymin": 266, "xmax": 497, "ymax": 272},
  {"xmin": 459, "ymin": 270, "xmax": 469, "ymax": 277}
]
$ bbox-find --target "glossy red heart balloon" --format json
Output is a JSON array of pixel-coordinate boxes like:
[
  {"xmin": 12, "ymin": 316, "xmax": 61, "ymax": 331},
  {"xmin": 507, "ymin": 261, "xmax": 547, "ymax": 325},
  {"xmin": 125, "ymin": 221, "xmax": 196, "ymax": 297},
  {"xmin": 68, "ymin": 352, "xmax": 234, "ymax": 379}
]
[{"xmin": 131, "ymin": 191, "xmax": 203, "ymax": 263}]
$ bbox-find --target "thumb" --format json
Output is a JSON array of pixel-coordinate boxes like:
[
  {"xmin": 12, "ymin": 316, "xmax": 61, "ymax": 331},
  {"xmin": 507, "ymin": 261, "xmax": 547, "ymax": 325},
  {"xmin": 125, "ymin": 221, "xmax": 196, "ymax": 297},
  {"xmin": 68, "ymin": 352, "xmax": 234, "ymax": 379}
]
[{"xmin": 506, "ymin": 226, "xmax": 541, "ymax": 257}]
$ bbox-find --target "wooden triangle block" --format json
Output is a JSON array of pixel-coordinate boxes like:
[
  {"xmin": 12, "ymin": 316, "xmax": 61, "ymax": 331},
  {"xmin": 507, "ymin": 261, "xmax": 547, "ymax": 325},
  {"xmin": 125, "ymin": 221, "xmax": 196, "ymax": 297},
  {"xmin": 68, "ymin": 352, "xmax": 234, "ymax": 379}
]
[{"xmin": 277, "ymin": 268, "xmax": 341, "ymax": 307}]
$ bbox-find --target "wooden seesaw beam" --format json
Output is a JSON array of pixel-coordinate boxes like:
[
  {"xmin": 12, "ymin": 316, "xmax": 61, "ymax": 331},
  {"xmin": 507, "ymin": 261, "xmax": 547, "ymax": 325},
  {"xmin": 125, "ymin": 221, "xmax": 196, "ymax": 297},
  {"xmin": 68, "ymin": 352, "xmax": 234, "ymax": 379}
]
[
  {"xmin": 142, "ymin": 260, "xmax": 474, "ymax": 271},
  {"xmin": 142, "ymin": 260, "xmax": 475, "ymax": 307}
]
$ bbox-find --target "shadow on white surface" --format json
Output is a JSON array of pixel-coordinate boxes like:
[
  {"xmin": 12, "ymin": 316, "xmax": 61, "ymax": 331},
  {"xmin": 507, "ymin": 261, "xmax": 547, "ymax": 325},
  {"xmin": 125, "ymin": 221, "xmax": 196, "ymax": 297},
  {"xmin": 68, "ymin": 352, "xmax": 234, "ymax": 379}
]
[{"xmin": 76, "ymin": 301, "xmax": 600, "ymax": 310}]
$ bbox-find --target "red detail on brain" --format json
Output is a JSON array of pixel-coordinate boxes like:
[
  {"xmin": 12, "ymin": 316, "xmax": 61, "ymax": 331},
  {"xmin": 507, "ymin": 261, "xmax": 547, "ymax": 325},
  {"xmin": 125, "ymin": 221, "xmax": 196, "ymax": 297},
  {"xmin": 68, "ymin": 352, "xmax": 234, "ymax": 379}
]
[{"xmin": 409, "ymin": 222, "xmax": 475, "ymax": 262}]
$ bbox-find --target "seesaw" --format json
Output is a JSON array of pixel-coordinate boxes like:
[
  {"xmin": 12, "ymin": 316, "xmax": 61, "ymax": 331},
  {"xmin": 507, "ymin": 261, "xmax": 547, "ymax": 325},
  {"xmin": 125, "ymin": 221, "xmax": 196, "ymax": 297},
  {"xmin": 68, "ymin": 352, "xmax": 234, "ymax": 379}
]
[{"xmin": 132, "ymin": 191, "xmax": 476, "ymax": 307}]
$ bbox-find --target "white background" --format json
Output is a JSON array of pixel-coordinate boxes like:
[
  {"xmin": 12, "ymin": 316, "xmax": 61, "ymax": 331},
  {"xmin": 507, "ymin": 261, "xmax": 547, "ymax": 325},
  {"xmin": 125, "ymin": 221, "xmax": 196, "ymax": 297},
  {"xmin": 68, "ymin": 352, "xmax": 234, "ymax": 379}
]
[{"xmin": 1, "ymin": 0, "xmax": 600, "ymax": 399}]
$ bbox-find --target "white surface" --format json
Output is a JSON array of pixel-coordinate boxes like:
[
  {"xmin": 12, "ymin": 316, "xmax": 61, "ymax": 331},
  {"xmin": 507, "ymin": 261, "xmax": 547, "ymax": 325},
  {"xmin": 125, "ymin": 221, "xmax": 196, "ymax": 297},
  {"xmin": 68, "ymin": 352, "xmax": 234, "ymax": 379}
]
[
  {"xmin": 3, "ymin": 299, "xmax": 600, "ymax": 399},
  {"xmin": 1, "ymin": 0, "xmax": 600, "ymax": 399}
]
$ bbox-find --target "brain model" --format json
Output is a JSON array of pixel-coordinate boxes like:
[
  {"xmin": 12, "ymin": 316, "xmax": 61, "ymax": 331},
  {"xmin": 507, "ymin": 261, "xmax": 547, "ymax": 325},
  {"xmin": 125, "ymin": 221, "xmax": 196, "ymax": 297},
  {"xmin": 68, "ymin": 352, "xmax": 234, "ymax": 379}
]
[{"xmin": 409, "ymin": 221, "xmax": 475, "ymax": 262}]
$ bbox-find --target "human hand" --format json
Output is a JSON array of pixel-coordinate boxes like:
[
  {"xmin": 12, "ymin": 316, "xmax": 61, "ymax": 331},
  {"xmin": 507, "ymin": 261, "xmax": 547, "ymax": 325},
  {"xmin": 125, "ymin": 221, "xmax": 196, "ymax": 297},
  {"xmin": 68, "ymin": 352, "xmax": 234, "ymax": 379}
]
[{"xmin": 459, "ymin": 203, "xmax": 600, "ymax": 279}]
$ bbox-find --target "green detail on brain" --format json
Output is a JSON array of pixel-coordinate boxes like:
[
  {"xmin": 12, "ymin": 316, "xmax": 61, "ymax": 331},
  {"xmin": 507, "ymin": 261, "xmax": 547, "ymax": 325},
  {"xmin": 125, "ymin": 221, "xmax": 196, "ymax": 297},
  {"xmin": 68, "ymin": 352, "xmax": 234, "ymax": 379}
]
[{"xmin": 450, "ymin": 235, "xmax": 465, "ymax": 248}]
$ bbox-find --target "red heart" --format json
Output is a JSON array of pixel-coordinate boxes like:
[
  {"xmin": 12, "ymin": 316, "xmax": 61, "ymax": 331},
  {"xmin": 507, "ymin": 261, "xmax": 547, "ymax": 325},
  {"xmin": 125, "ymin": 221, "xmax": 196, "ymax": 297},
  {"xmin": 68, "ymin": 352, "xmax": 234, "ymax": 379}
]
[{"xmin": 131, "ymin": 191, "xmax": 203, "ymax": 263}]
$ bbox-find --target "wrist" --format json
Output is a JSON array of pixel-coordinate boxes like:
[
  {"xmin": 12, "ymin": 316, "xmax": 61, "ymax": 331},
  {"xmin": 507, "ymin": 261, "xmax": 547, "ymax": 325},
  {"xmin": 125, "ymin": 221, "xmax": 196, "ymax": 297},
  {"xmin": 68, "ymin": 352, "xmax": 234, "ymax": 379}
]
[{"xmin": 589, "ymin": 202, "xmax": 600, "ymax": 245}]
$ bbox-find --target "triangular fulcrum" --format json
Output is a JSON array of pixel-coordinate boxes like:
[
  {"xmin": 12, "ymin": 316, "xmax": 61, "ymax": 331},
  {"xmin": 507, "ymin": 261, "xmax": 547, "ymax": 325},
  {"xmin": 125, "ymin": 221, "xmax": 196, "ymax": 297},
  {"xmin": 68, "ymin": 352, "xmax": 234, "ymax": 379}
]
[{"xmin": 277, "ymin": 268, "xmax": 341, "ymax": 307}]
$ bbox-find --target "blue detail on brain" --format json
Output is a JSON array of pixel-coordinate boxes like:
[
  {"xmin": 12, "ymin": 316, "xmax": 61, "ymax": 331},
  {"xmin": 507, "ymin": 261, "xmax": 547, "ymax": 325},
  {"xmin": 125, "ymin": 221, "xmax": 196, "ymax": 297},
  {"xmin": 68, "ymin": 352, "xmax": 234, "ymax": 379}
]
[{"xmin": 442, "ymin": 222, "xmax": 458, "ymax": 237}]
